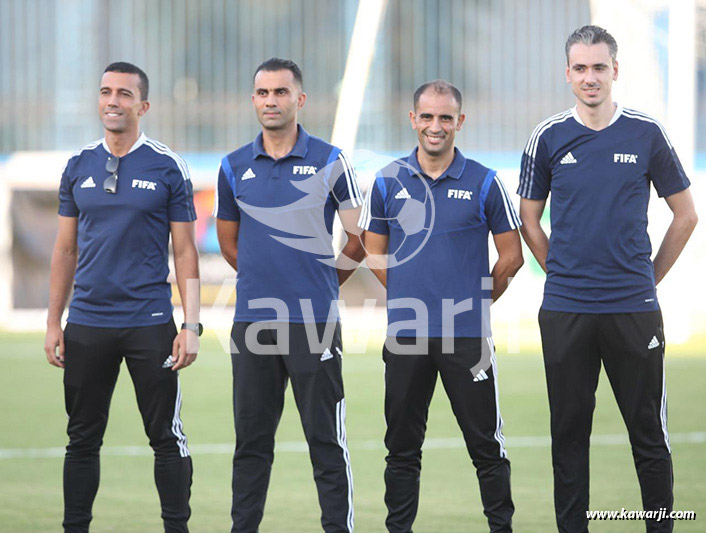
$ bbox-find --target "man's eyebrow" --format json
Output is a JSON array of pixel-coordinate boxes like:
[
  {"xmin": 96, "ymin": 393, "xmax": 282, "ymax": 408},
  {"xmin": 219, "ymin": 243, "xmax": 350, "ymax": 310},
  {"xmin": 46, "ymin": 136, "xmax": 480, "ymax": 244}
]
[{"xmin": 99, "ymin": 85, "xmax": 134, "ymax": 94}]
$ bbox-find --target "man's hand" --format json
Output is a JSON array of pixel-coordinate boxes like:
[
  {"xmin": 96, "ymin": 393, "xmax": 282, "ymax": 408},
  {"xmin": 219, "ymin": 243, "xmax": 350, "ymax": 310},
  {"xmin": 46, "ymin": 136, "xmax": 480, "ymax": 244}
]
[
  {"xmin": 171, "ymin": 329, "xmax": 199, "ymax": 371},
  {"xmin": 44, "ymin": 323, "xmax": 65, "ymax": 368}
]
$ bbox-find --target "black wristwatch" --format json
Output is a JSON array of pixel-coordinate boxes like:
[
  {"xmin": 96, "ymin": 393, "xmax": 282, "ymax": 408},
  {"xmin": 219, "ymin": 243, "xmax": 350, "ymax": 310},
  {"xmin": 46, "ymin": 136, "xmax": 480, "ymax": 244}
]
[{"xmin": 181, "ymin": 323, "xmax": 203, "ymax": 336}]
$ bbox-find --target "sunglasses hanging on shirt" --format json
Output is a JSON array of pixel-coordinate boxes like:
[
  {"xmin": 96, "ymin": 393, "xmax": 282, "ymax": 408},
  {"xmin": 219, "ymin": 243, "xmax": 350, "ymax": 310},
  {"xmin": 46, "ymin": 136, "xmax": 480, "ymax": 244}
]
[{"xmin": 104, "ymin": 156, "xmax": 119, "ymax": 193}]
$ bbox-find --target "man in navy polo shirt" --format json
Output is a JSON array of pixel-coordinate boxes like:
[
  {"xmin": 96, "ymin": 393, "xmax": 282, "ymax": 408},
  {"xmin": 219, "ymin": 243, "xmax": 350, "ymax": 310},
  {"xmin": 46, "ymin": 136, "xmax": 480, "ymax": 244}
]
[
  {"xmin": 44, "ymin": 62, "xmax": 200, "ymax": 533},
  {"xmin": 518, "ymin": 26, "xmax": 698, "ymax": 533},
  {"xmin": 214, "ymin": 58, "xmax": 364, "ymax": 533},
  {"xmin": 360, "ymin": 80, "xmax": 523, "ymax": 533}
]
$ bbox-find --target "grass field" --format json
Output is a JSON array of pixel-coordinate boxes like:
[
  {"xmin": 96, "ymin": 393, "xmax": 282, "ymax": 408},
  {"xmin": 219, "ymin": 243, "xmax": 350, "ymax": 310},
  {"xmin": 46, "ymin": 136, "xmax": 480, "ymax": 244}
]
[{"xmin": 1, "ymin": 331, "xmax": 704, "ymax": 532}]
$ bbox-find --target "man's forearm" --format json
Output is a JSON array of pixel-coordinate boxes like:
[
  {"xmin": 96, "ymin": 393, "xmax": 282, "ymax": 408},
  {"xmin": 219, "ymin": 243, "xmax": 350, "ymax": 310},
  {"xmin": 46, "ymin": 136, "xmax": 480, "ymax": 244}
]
[
  {"xmin": 653, "ymin": 214, "xmax": 698, "ymax": 284},
  {"xmin": 490, "ymin": 255, "xmax": 523, "ymax": 302},
  {"xmin": 221, "ymin": 248, "xmax": 238, "ymax": 273},
  {"xmin": 174, "ymin": 245, "xmax": 201, "ymax": 323},
  {"xmin": 370, "ymin": 268, "xmax": 387, "ymax": 288},
  {"xmin": 336, "ymin": 236, "xmax": 365, "ymax": 286},
  {"xmin": 520, "ymin": 224, "xmax": 549, "ymax": 273},
  {"xmin": 47, "ymin": 250, "xmax": 77, "ymax": 325}
]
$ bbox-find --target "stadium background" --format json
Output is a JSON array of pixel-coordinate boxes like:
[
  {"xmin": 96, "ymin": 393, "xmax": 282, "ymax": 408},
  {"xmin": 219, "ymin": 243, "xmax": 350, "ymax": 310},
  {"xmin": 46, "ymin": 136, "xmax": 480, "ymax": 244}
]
[{"xmin": 0, "ymin": 1, "xmax": 704, "ymax": 531}]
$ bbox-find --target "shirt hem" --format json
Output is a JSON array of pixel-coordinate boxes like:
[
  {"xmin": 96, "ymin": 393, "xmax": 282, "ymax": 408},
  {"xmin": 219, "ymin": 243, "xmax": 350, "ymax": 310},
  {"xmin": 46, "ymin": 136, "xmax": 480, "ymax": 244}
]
[
  {"xmin": 540, "ymin": 302, "xmax": 660, "ymax": 314},
  {"xmin": 67, "ymin": 315, "xmax": 173, "ymax": 328}
]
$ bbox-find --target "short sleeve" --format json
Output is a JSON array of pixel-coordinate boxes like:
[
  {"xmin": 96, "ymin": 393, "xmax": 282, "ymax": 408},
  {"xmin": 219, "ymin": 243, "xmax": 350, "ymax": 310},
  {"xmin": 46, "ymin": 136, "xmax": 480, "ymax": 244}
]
[
  {"xmin": 330, "ymin": 150, "xmax": 363, "ymax": 210},
  {"xmin": 167, "ymin": 161, "xmax": 197, "ymax": 222},
  {"xmin": 358, "ymin": 175, "xmax": 388, "ymax": 235},
  {"xmin": 213, "ymin": 159, "xmax": 240, "ymax": 221},
  {"xmin": 483, "ymin": 173, "xmax": 521, "ymax": 234},
  {"xmin": 58, "ymin": 162, "xmax": 79, "ymax": 217},
  {"xmin": 517, "ymin": 133, "xmax": 551, "ymax": 200},
  {"xmin": 647, "ymin": 125, "xmax": 690, "ymax": 198}
]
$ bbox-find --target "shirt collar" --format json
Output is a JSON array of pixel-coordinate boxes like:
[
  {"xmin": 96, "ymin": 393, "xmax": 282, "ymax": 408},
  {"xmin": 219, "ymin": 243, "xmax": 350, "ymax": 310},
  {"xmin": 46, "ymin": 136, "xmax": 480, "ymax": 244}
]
[
  {"xmin": 252, "ymin": 124, "xmax": 310, "ymax": 159},
  {"xmin": 101, "ymin": 132, "xmax": 146, "ymax": 156},
  {"xmin": 406, "ymin": 146, "xmax": 466, "ymax": 180},
  {"xmin": 571, "ymin": 102, "xmax": 623, "ymax": 127}
]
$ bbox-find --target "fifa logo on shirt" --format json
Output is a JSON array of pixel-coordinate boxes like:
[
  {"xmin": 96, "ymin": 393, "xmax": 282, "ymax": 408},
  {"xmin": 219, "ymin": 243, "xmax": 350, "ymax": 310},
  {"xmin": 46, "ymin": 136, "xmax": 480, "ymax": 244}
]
[
  {"xmin": 293, "ymin": 165, "xmax": 318, "ymax": 175},
  {"xmin": 614, "ymin": 153, "xmax": 638, "ymax": 164},
  {"xmin": 132, "ymin": 179, "xmax": 157, "ymax": 190},
  {"xmin": 448, "ymin": 189, "xmax": 473, "ymax": 200}
]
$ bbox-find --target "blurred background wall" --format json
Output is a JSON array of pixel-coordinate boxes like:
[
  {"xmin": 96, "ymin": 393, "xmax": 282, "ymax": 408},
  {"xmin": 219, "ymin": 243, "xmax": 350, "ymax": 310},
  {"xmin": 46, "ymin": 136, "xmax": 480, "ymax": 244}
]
[{"xmin": 0, "ymin": 0, "xmax": 703, "ymax": 351}]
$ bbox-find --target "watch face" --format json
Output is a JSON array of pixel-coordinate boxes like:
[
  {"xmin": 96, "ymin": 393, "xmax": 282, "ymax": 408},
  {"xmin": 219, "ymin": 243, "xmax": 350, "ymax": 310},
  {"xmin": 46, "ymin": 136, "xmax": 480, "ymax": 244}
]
[{"xmin": 182, "ymin": 323, "xmax": 203, "ymax": 336}]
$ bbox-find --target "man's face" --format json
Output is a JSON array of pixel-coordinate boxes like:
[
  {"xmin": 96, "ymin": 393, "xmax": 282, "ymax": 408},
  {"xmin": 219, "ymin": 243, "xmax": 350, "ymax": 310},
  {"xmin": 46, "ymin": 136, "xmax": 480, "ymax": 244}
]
[
  {"xmin": 566, "ymin": 42, "xmax": 618, "ymax": 108},
  {"xmin": 252, "ymin": 69, "xmax": 306, "ymax": 131},
  {"xmin": 98, "ymin": 71, "xmax": 148, "ymax": 134},
  {"xmin": 410, "ymin": 91, "xmax": 465, "ymax": 158}
]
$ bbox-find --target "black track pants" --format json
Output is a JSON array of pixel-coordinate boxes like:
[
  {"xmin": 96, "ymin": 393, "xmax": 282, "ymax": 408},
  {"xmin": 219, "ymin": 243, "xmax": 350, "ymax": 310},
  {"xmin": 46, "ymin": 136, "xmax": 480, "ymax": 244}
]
[
  {"xmin": 539, "ymin": 309, "xmax": 673, "ymax": 533},
  {"xmin": 230, "ymin": 322, "xmax": 354, "ymax": 533},
  {"xmin": 62, "ymin": 320, "xmax": 192, "ymax": 533},
  {"xmin": 382, "ymin": 336, "xmax": 513, "ymax": 533}
]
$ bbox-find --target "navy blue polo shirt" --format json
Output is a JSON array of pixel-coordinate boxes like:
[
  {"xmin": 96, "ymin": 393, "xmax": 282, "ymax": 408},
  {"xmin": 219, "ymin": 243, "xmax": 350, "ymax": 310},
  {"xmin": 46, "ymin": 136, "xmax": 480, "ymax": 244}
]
[
  {"xmin": 58, "ymin": 133, "xmax": 197, "ymax": 327},
  {"xmin": 214, "ymin": 125, "xmax": 363, "ymax": 323},
  {"xmin": 517, "ymin": 104, "xmax": 690, "ymax": 313},
  {"xmin": 360, "ymin": 147, "xmax": 520, "ymax": 338}
]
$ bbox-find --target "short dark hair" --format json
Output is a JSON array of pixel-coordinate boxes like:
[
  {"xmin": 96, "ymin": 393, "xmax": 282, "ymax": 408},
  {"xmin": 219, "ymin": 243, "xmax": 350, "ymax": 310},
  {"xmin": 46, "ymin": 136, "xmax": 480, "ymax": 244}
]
[
  {"xmin": 413, "ymin": 80, "xmax": 462, "ymax": 112},
  {"xmin": 565, "ymin": 25, "xmax": 618, "ymax": 64},
  {"xmin": 253, "ymin": 58, "xmax": 303, "ymax": 89},
  {"xmin": 104, "ymin": 62, "xmax": 149, "ymax": 100}
]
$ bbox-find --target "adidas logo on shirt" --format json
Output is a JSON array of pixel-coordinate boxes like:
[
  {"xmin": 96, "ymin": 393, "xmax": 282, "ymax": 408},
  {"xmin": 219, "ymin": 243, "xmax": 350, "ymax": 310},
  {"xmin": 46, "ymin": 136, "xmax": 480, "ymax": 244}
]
[
  {"xmin": 395, "ymin": 188, "xmax": 411, "ymax": 199},
  {"xmin": 320, "ymin": 348, "xmax": 334, "ymax": 361},
  {"xmin": 647, "ymin": 336, "xmax": 660, "ymax": 350},
  {"xmin": 80, "ymin": 176, "xmax": 96, "ymax": 188},
  {"xmin": 241, "ymin": 168, "xmax": 256, "ymax": 180},
  {"xmin": 472, "ymin": 369, "xmax": 489, "ymax": 382},
  {"xmin": 559, "ymin": 152, "xmax": 577, "ymax": 165}
]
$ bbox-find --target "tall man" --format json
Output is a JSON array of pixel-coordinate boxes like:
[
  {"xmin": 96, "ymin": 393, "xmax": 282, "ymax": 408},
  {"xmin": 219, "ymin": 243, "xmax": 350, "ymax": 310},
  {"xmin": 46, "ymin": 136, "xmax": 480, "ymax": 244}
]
[
  {"xmin": 360, "ymin": 80, "xmax": 523, "ymax": 533},
  {"xmin": 44, "ymin": 62, "xmax": 200, "ymax": 533},
  {"xmin": 214, "ymin": 58, "xmax": 364, "ymax": 533},
  {"xmin": 518, "ymin": 26, "xmax": 698, "ymax": 533}
]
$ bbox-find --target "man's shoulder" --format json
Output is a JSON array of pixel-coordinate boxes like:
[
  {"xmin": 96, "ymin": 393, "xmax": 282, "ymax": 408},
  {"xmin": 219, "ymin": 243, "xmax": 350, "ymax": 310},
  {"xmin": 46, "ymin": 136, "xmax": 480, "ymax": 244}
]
[
  {"xmin": 619, "ymin": 107, "xmax": 668, "ymax": 139},
  {"xmin": 140, "ymin": 137, "xmax": 191, "ymax": 179},
  {"xmin": 64, "ymin": 138, "xmax": 104, "ymax": 171},
  {"xmin": 303, "ymin": 133, "xmax": 343, "ymax": 161},
  {"xmin": 525, "ymin": 108, "xmax": 576, "ymax": 147},
  {"xmin": 461, "ymin": 157, "xmax": 493, "ymax": 179},
  {"xmin": 376, "ymin": 156, "xmax": 411, "ymax": 180},
  {"xmin": 223, "ymin": 142, "xmax": 255, "ymax": 165}
]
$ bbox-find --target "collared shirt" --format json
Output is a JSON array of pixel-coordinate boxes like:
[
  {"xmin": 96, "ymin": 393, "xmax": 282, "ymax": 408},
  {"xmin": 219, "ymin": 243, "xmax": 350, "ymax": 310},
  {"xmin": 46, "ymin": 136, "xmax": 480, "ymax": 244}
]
[
  {"xmin": 214, "ymin": 125, "xmax": 363, "ymax": 323},
  {"xmin": 360, "ymin": 147, "xmax": 520, "ymax": 337},
  {"xmin": 58, "ymin": 133, "xmax": 196, "ymax": 327},
  {"xmin": 518, "ymin": 104, "xmax": 690, "ymax": 313}
]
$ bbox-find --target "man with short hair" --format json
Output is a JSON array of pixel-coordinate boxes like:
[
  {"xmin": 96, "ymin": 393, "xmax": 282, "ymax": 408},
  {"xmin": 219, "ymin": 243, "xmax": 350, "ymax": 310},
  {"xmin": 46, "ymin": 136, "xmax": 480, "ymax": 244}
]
[
  {"xmin": 215, "ymin": 58, "xmax": 364, "ymax": 533},
  {"xmin": 360, "ymin": 80, "xmax": 522, "ymax": 533},
  {"xmin": 518, "ymin": 25, "xmax": 697, "ymax": 532},
  {"xmin": 45, "ymin": 62, "xmax": 200, "ymax": 532}
]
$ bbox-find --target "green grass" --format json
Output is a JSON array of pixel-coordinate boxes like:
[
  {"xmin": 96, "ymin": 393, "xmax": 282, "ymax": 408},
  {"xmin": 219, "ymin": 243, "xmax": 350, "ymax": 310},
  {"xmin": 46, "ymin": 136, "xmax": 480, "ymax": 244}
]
[{"xmin": 1, "ymin": 332, "xmax": 704, "ymax": 532}]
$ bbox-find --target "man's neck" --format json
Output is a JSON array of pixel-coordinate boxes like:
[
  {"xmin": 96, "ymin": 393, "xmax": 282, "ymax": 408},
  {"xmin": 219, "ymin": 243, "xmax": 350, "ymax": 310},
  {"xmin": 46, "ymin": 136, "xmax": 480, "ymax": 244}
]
[
  {"xmin": 105, "ymin": 129, "xmax": 141, "ymax": 157},
  {"xmin": 262, "ymin": 123, "xmax": 299, "ymax": 159},
  {"xmin": 576, "ymin": 100, "xmax": 617, "ymax": 131},
  {"xmin": 417, "ymin": 147, "xmax": 455, "ymax": 180}
]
